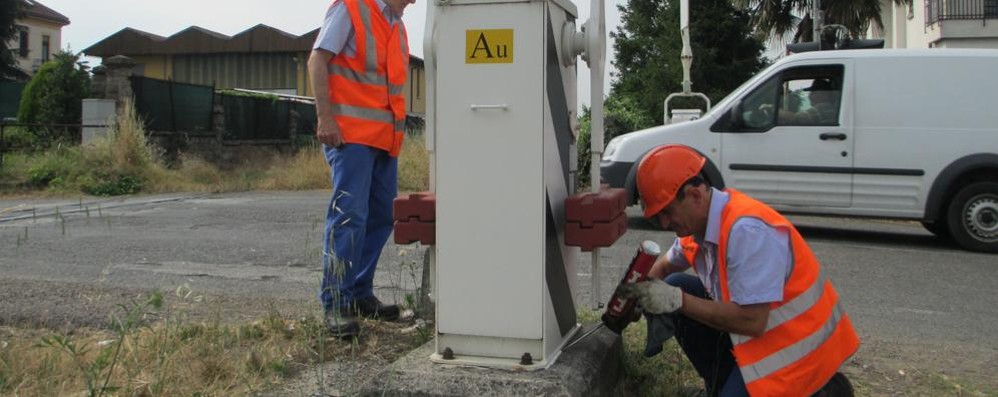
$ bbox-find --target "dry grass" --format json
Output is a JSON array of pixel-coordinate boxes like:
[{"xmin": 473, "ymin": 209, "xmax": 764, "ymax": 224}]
[
  {"xmin": 255, "ymin": 144, "xmax": 330, "ymax": 191},
  {"xmin": 397, "ymin": 135, "xmax": 429, "ymax": 193},
  {"xmin": 0, "ymin": 311, "xmax": 425, "ymax": 396}
]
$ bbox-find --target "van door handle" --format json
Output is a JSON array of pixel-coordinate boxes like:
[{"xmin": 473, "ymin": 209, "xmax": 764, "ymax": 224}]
[{"xmin": 819, "ymin": 132, "xmax": 847, "ymax": 141}]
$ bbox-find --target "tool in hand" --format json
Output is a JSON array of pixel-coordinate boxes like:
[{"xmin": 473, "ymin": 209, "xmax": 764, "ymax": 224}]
[{"xmin": 562, "ymin": 240, "xmax": 661, "ymax": 350}]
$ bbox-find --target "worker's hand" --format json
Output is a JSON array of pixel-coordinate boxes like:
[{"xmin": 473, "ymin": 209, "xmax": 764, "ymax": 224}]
[
  {"xmin": 617, "ymin": 279, "xmax": 683, "ymax": 314},
  {"xmin": 316, "ymin": 119, "xmax": 343, "ymax": 148}
]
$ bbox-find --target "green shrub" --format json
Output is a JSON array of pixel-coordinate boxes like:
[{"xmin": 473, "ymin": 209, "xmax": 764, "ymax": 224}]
[
  {"xmin": 577, "ymin": 95, "xmax": 655, "ymax": 190},
  {"xmin": 80, "ymin": 174, "xmax": 143, "ymax": 196},
  {"xmin": 17, "ymin": 52, "xmax": 91, "ymax": 144},
  {"xmin": 1, "ymin": 126, "xmax": 38, "ymax": 149},
  {"xmin": 25, "ymin": 148, "xmax": 79, "ymax": 187}
]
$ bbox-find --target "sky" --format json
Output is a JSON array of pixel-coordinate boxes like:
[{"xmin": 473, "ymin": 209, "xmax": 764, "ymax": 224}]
[{"xmin": 39, "ymin": 0, "xmax": 626, "ymax": 109}]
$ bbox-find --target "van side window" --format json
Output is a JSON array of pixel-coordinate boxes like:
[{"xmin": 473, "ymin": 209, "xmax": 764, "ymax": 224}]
[
  {"xmin": 730, "ymin": 65, "xmax": 844, "ymax": 131},
  {"xmin": 777, "ymin": 70, "xmax": 843, "ymax": 126}
]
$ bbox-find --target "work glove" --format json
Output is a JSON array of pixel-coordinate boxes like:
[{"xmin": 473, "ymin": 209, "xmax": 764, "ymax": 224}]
[{"xmin": 617, "ymin": 279, "xmax": 684, "ymax": 314}]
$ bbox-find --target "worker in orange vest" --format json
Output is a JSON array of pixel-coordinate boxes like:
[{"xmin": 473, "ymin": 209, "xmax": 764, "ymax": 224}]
[
  {"xmin": 619, "ymin": 144, "xmax": 860, "ymax": 397},
  {"xmin": 308, "ymin": 0, "xmax": 416, "ymax": 338}
]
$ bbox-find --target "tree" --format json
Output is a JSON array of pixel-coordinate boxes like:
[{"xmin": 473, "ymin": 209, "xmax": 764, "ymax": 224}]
[
  {"xmin": 610, "ymin": 0, "xmax": 767, "ymax": 125},
  {"xmin": 0, "ymin": 0, "xmax": 26, "ymax": 81},
  {"xmin": 17, "ymin": 51, "xmax": 91, "ymax": 142},
  {"xmin": 735, "ymin": 0, "xmax": 910, "ymax": 43}
]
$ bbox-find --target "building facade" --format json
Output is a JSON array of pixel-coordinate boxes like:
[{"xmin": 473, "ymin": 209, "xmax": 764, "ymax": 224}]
[
  {"xmin": 876, "ymin": 0, "xmax": 998, "ymax": 48},
  {"xmin": 83, "ymin": 25, "xmax": 426, "ymax": 117},
  {"xmin": 8, "ymin": 0, "xmax": 70, "ymax": 78}
]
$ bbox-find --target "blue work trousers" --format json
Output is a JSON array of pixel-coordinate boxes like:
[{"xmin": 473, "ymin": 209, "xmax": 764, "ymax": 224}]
[
  {"xmin": 319, "ymin": 143, "xmax": 397, "ymax": 311},
  {"xmin": 665, "ymin": 273, "xmax": 748, "ymax": 397}
]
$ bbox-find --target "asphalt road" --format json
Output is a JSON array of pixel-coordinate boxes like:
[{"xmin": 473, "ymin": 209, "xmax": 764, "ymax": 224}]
[{"xmin": 2, "ymin": 191, "xmax": 996, "ymax": 389}]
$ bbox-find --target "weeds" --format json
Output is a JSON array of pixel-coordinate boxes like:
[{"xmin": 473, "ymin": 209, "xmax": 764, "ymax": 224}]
[
  {"xmin": 36, "ymin": 291, "xmax": 163, "ymax": 397},
  {"xmin": 0, "ymin": 291, "xmax": 427, "ymax": 396},
  {"xmin": 2, "ymin": 127, "xmax": 430, "ymax": 196}
]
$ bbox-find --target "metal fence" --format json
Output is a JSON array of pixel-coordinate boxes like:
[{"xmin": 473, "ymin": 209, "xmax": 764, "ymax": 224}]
[
  {"xmin": 0, "ymin": 82, "xmax": 26, "ymax": 120},
  {"xmin": 927, "ymin": 0, "xmax": 998, "ymax": 25},
  {"xmin": 130, "ymin": 76, "xmax": 214, "ymax": 132}
]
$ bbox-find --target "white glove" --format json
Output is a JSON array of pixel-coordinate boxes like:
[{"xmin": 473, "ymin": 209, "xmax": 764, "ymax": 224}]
[{"xmin": 618, "ymin": 279, "xmax": 684, "ymax": 314}]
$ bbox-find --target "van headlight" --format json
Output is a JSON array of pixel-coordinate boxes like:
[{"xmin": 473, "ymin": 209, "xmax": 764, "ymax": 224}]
[{"xmin": 602, "ymin": 138, "xmax": 619, "ymax": 160}]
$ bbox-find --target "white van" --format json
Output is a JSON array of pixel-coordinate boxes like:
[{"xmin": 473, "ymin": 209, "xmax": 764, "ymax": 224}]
[{"xmin": 600, "ymin": 49, "xmax": 998, "ymax": 253}]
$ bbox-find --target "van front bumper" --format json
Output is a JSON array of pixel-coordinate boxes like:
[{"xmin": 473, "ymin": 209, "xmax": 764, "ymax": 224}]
[{"xmin": 599, "ymin": 160, "xmax": 632, "ymax": 189}]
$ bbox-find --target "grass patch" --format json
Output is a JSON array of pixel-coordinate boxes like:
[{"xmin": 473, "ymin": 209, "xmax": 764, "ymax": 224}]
[{"xmin": 576, "ymin": 307, "xmax": 702, "ymax": 396}]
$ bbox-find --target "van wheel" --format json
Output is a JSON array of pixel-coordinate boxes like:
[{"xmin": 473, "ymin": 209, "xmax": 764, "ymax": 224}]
[
  {"xmin": 920, "ymin": 220, "xmax": 951, "ymax": 240},
  {"xmin": 946, "ymin": 181, "xmax": 998, "ymax": 253}
]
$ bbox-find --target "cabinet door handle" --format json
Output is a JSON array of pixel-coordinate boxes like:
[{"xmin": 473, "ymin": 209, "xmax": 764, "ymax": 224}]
[
  {"xmin": 470, "ymin": 104, "xmax": 509, "ymax": 111},
  {"xmin": 819, "ymin": 132, "xmax": 847, "ymax": 141}
]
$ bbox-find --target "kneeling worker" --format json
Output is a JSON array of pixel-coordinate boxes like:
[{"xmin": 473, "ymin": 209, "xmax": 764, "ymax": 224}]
[{"xmin": 619, "ymin": 144, "xmax": 859, "ymax": 396}]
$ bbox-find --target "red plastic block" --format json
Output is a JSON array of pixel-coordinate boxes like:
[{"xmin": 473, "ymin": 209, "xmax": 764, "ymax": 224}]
[
  {"xmin": 565, "ymin": 188, "xmax": 627, "ymax": 227},
  {"xmin": 394, "ymin": 221, "xmax": 436, "ymax": 245},
  {"xmin": 394, "ymin": 192, "xmax": 436, "ymax": 222},
  {"xmin": 564, "ymin": 212, "xmax": 628, "ymax": 252}
]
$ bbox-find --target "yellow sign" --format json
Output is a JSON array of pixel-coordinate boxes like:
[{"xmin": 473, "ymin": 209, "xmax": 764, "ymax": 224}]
[{"xmin": 466, "ymin": 29, "xmax": 514, "ymax": 64}]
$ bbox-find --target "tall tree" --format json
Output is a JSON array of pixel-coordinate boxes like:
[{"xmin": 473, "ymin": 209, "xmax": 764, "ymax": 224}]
[
  {"xmin": 610, "ymin": 0, "xmax": 767, "ymax": 126},
  {"xmin": 735, "ymin": 0, "xmax": 910, "ymax": 43},
  {"xmin": 0, "ymin": 0, "xmax": 26, "ymax": 81}
]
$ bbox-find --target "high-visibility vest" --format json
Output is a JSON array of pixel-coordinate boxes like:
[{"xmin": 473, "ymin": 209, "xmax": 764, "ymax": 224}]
[
  {"xmin": 326, "ymin": 0, "xmax": 408, "ymax": 157},
  {"xmin": 680, "ymin": 189, "xmax": 859, "ymax": 397}
]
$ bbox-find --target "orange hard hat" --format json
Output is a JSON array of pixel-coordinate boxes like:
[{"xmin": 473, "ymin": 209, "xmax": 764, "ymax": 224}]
[{"xmin": 636, "ymin": 144, "xmax": 706, "ymax": 218}]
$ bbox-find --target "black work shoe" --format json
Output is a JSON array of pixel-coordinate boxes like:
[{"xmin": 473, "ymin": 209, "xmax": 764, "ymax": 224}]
[
  {"xmin": 342, "ymin": 296, "xmax": 400, "ymax": 321},
  {"xmin": 324, "ymin": 310, "xmax": 360, "ymax": 338}
]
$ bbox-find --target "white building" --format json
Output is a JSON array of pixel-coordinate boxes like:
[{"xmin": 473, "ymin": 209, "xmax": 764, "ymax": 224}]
[
  {"xmin": 9, "ymin": 0, "xmax": 70, "ymax": 79},
  {"xmin": 876, "ymin": 0, "xmax": 998, "ymax": 48}
]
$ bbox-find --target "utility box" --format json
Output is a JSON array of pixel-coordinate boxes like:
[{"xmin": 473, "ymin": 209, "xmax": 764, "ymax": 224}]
[
  {"xmin": 427, "ymin": 0, "xmax": 581, "ymax": 369},
  {"xmin": 81, "ymin": 99, "xmax": 116, "ymax": 144}
]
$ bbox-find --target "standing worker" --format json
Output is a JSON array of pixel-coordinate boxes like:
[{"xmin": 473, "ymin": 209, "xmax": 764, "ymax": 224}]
[
  {"xmin": 308, "ymin": 0, "xmax": 416, "ymax": 337},
  {"xmin": 619, "ymin": 144, "xmax": 859, "ymax": 396}
]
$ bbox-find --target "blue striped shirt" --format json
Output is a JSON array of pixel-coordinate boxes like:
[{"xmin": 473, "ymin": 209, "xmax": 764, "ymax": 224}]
[{"xmin": 665, "ymin": 188, "xmax": 792, "ymax": 305}]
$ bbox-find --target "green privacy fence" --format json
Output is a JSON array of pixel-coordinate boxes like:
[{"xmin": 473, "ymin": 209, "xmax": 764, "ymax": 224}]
[
  {"xmin": 220, "ymin": 93, "xmax": 316, "ymax": 141},
  {"xmin": 129, "ymin": 76, "xmax": 318, "ymax": 141},
  {"xmin": 130, "ymin": 76, "xmax": 214, "ymax": 132},
  {"xmin": 0, "ymin": 82, "xmax": 26, "ymax": 120}
]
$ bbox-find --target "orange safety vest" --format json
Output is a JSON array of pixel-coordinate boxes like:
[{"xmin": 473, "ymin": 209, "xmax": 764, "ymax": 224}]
[
  {"xmin": 680, "ymin": 189, "xmax": 860, "ymax": 397},
  {"xmin": 326, "ymin": 0, "xmax": 408, "ymax": 157}
]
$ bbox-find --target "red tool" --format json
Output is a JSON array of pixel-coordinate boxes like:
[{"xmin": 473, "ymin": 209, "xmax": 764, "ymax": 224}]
[
  {"xmin": 563, "ymin": 240, "xmax": 661, "ymax": 350},
  {"xmin": 601, "ymin": 240, "xmax": 661, "ymax": 333}
]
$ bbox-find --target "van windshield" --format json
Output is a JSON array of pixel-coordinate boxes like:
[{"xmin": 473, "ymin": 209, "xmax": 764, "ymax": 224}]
[{"xmin": 706, "ymin": 62, "xmax": 780, "ymax": 118}]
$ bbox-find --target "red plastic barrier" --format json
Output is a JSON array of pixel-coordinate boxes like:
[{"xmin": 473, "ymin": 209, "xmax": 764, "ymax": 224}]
[
  {"xmin": 393, "ymin": 192, "xmax": 436, "ymax": 222},
  {"xmin": 565, "ymin": 212, "xmax": 628, "ymax": 252},
  {"xmin": 394, "ymin": 192, "xmax": 436, "ymax": 245},
  {"xmin": 394, "ymin": 221, "xmax": 435, "ymax": 245},
  {"xmin": 565, "ymin": 188, "xmax": 627, "ymax": 227}
]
